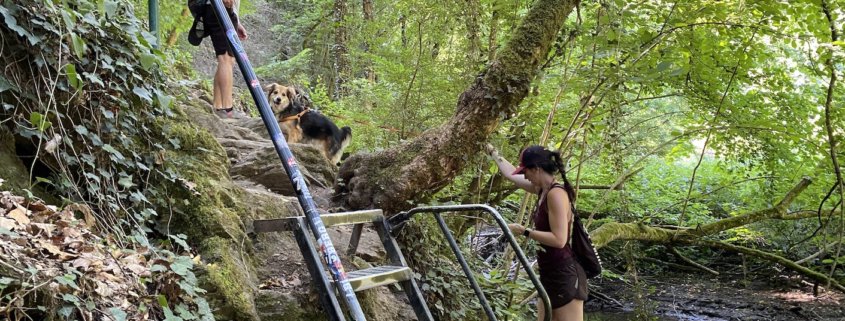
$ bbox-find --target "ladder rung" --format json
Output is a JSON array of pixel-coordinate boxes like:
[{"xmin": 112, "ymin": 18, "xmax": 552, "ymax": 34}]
[
  {"xmin": 321, "ymin": 209, "xmax": 384, "ymax": 227},
  {"xmin": 253, "ymin": 217, "xmax": 299, "ymax": 233},
  {"xmin": 340, "ymin": 265, "xmax": 412, "ymax": 292}
]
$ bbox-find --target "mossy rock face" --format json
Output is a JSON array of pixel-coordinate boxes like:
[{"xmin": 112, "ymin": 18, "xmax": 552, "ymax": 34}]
[
  {"xmin": 0, "ymin": 129, "xmax": 51, "ymax": 201},
  {"xmin": 198, "ymin": 237, "xmax": 259, "ymax": 320},
  {"xmin": 0, "ymin": 129, "xmax": 31, "ymax": 194},
  {"xmin": 253, "ymin": 290, "xmax": 324, "ymax": 320}
]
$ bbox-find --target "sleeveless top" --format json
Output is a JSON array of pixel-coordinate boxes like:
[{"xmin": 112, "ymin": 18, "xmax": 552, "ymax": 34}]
[{"xmin": 533, "ymin": 183, "xmax": 574, "ymax": 271}]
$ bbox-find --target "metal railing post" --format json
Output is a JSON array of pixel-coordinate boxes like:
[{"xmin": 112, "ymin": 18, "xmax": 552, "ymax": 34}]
[
  {"xmin": 390, "ymin": 204, "xmax": 552, "ymax": 321},
  {"xmin": 148, "ymin": 0, "xmax": 159, "ymax": 48}
]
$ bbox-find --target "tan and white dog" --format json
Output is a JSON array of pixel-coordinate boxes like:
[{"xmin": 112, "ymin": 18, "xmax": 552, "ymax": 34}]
[{"xmin": 265, "ymin": 83, "xmax": 351, "ymax": 164}]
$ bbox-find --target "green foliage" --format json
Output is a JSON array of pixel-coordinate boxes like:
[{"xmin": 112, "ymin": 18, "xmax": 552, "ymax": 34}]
[
  {"xmin": 253, "ymin": 0, "xmax": 845, "ymax": 310},
  {"xmin": 0, "ymin": 0, "xmax": 221, "ymax": 319}
]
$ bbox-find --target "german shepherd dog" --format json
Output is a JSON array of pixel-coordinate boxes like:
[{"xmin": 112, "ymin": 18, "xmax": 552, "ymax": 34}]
[{"xmin": 265, "ymin": 83, "xmax": 352, "ymax": 164}]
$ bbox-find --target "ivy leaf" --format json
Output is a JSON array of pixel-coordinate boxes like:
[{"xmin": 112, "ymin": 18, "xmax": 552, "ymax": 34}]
[
  {"xmin": 0, "ymin": 7, "xmax": 40, "ymax": 45},
  {"xmin": 29, "ymin": 112, "xmax": 52, "ymax": 132},
  {"xmin": 156, "ymin": 91, "xmax": 173, "ymax": 110},
  {"xmin": 118, "ymin": 173, "xmax": 134, "ymax": 188},
  {"xmin": 65, "ymin": 64, "xmax": 83, "ymax": 90},
  {"xmin": 163, "ymin": 307, "xmax": 184, "ymax": 321},
  {"xmin": 157, "ymin": 295, "xmax": 169, "ymax": 309},
  {"xmin": 169, "ymin": 234, "xmax": 191, "ymax": 252},
  {"xmin": 0, "ymin": 277, "xmax": 15, "ymax": 290},
  {"xmin": 56, "ymin": 273, "xmax": 80, "ymax": 290},
  {"xmin": 103, "ymin": 0, "xmax": 119, "ymax": 18},
  {"xmin": 0, "ymin": 75, "xmax": 15, "ymax": 93},
  {"xmin": 102, "ymin": 144, "xmax": 126, "ymax": 161},
  {"xmin": 108, "ymin": 308, "xmax": 127, "ymax": 321},
  {"xmin": 73, "ymin": 125, "xmax": 89, "ymax": 135},
  {"xmin": 70, "ymin": 33, "xmax": 86, "ymax": 59},
  {"xmin": 139, "ymin": 53, "xmax": 157, "ymax": 71},
  {"xmin": 133, "ymin": 86, "xmax": 152, "ymax": 102},
  {"xmin": 170, "ymin": 256, "xmax": 193, "ymax": 276}
]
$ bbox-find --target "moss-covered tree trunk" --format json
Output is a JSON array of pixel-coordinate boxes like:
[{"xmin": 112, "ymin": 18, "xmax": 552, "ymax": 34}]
[{"xmin": 335, "ymin": 0, "xmax": 579, "ymax": 212}]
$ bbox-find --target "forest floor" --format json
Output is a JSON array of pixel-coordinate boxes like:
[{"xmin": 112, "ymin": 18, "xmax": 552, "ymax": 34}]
[{"xmin": 588, "ymin": 272, "xmax": 845, "ymax": 321}]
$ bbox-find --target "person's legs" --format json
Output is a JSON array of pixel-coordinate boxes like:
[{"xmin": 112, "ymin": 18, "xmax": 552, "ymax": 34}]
[
  {"xmin": 212, "ymin": 56, "xmax": 224, "ymax": 109},
  {"xmin": 215, "ymin": 53, "xmax": 234, "ymax": 109},
  {"xmin": 537, "ymin": 301, "xmax": 546, "ymax": 321},
  {"xmin": 552, "ymin": 299, "xmax": 583, "ymax": 321}
]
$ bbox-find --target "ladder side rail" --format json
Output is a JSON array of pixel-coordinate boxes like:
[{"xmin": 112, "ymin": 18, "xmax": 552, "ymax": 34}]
[
  {"xmin": 346, "ymin": 223, "xmax": 365, "ymax": 257},
  {"xmin": 207, "ymin": 1, "xmax": 365, "ymax": 319},
  {"xmin": 293, "ymin": 218, "xmax": 347, "ymax": 321},
  {"xmin": 390, "ymin": 204, "xmax": 552, "ymax": 321},
  {"xmin": 374, "ymin": 219, "xmax": 434, "ymax": 321}
]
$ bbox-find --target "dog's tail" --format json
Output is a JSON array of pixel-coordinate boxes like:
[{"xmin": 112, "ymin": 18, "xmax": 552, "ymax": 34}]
[{"xmin": 330, "ymin": 126, "xmax": 352, "ymax": 163}]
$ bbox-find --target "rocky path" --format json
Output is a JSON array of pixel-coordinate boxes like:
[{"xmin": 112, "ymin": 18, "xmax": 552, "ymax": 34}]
[{"xmin": 185, "ymin": 86, "xmax": 417, "ymax": 320}]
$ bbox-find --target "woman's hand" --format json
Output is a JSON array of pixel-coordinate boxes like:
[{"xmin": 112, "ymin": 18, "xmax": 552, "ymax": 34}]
[
  {"xmin": 485, "ymin": 143, "xmax": 499, "ymax": 158},
  {"xmin": 236, "ymin": 23, "xmax": 248, "ymax": 40},
  {"xmin": 223, "ymin": 0, "xmax": 235, "ymax": 8},
  {"xmin": 508, "ymin": 223, "xmax": 526, "ymax": 236}
]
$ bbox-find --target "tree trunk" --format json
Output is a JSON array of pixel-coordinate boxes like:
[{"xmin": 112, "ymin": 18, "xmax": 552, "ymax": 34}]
[
  {"xmin": 362, "ymin": 0, "xmax": 375, "ymax": 83},
  {"xmin": 166, "ymin": 8, "xmax": 191, "ymax": 47},
  {"xmin": 332, "ymin": 0, "xmax": 350, "ymax": 99},
  {"xmin": 464, "ymin": 0, "xmax": 482, "ymax": 64},
  {"xmin": 335, "ymin": 0, "xmax": 579, "ymax": 213}
]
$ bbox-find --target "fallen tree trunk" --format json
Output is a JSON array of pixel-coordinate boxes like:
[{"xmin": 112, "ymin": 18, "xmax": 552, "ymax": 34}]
[
  {"xmin": 591, "ymin": 177, "xmax": 812, "ymax": 247},
  {"xmin": 589, "ymin": 177, "xmax": 845, "ymax": 293}
]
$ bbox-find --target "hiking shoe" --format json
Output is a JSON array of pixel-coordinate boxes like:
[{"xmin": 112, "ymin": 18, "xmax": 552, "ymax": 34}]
[
  {"xmin": 230, "ymin": 108, "xmax": 249, "ymax": 119},
  {"xmin": 214, "ymin": 108, "xmax": 234, "ymax": 119}
]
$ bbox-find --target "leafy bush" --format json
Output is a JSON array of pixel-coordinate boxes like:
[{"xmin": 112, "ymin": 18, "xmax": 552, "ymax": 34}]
[{"xmin": 1, "ymin": 1, "xmax": 216, "ymax": 319}]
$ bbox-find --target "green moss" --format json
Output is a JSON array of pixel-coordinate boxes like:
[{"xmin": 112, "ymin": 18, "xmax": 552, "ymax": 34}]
[
  {"xmin": 199, "ymin": 237, "xmax": 259, "ymax": 321},
  {"xmin": 253, "ymin": 291, "xmax": 324, "ymax": 320},
  {"xmin": 148, "ymin": 107, "xmax": 259, "ymax": 318},
  {"xmin": 0, "ymin": 131, "xmax": 29, "ymax": 193}
]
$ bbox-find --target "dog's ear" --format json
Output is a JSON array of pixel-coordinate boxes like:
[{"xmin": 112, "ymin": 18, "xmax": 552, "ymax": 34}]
[
  {"xmin": 286, "ymin": 87, "xmax": 297, "ymax": 99},
  {"xmin": 264, "ymin": 83, "xmax": 277, "ymax": 93}
]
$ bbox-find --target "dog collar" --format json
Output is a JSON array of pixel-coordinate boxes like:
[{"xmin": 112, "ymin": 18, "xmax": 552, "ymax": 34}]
[{"xmin": 280, "ymin": 107, "xmax": 311, "ymax": 122}]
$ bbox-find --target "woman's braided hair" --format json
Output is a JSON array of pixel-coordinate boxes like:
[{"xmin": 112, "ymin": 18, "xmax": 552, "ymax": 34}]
[{"xmin": 524, "ymin": 145, "xmax": 576, "ymax": 203}]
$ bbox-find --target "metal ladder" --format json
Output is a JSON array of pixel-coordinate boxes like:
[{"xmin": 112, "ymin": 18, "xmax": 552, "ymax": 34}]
[
  {"xmin": 207, "ymin": 1, "xmax": 367, "ymax": 319},
  {"xmin": 208, "ymin": 0, "xmax": 550, "ymax": 319},
  {"xmin": 253, "ymin": 210, "xmax": 433, "ymax": 321}
]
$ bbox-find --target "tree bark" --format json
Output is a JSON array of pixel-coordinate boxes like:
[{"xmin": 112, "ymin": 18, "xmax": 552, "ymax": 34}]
[
  {"xmin": 332, "ymin": 0, "xmax": 350, "ymax": 99},
  {"xmin": 362, "ymin": 0, "xmax": 375, "ymax": 83},
  {"xmin": 464, "ymin": 0, "xmax": 482, "ymax": 64},
  {"xmin": 334, "ymin": 0, "xmax": 579, "ymax": 212}
]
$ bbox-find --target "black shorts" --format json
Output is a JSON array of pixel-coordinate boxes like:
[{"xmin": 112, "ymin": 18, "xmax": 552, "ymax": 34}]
[
  {"xmin": 202, "ymin": 6, "xmax": 238, "ymax": 57},
  {"xmin": 539, "ymin": 256, "xmax": 589, "ymax": 309}
]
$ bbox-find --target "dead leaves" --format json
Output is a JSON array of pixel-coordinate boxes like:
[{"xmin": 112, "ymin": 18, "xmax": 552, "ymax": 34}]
[{"xmin": 0, "ymin": 190, "xmax": 197, "ymax": 320}]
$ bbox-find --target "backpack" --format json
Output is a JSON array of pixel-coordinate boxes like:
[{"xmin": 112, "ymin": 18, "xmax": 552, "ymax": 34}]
[
  {"xmin": 187, "ymin": 0, "xmax": 208, "ymax": 46},
  {"xmin": 188, "ymin": 0, "xmax": 207, "ymax": 18},
  {"xmin": 552, "ymin": 183, "xmax": 602, "ymax": 278},
  {"xmin": 569, "ymin": 212, "xmax": 602, "ymax": 278}
]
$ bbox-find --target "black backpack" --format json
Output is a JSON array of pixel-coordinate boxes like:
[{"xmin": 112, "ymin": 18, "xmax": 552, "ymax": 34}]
[
  {"xmin": 187, "ymin": 0, "xmax": 208, "ymax": 46},
  {"xmin": 570, "ymin": 212, "xmax": 602, "ymax": 278},
  {"xmin": 552, "ymin": 183, "xmax": 602, "ymax": 278}
]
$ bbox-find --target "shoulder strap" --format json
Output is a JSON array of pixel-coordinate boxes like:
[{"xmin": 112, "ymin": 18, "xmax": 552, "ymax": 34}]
[{"xmin": 548, "ymin": 183, "xmax": 576, "ymax": 246}]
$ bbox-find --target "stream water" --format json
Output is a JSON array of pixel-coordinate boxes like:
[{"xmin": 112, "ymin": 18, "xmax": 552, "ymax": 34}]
[{"xmin": 586, "ymin": 311, "xmax": 728, "ymax": 321}]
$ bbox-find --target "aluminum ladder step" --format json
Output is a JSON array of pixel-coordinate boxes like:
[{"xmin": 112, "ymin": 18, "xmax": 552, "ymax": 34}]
[
  {"xmin": 336, "ymin": 265, "xmax": 413, "ymax": 292},
  {"xmin": 252, "ymin": 209, "xmax": 384, "ymax": 234}
]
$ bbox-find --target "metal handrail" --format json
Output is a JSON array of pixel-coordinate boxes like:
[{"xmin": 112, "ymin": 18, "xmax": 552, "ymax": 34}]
[{"xmin": 389, "ymin": 204, "xmax": 552, "ymax": 321}]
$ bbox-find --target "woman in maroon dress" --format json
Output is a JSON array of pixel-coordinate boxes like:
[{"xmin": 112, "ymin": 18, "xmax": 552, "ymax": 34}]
[{"xmin": 488, "ymin": 144, "xmax": 588, "ymax": 321}]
